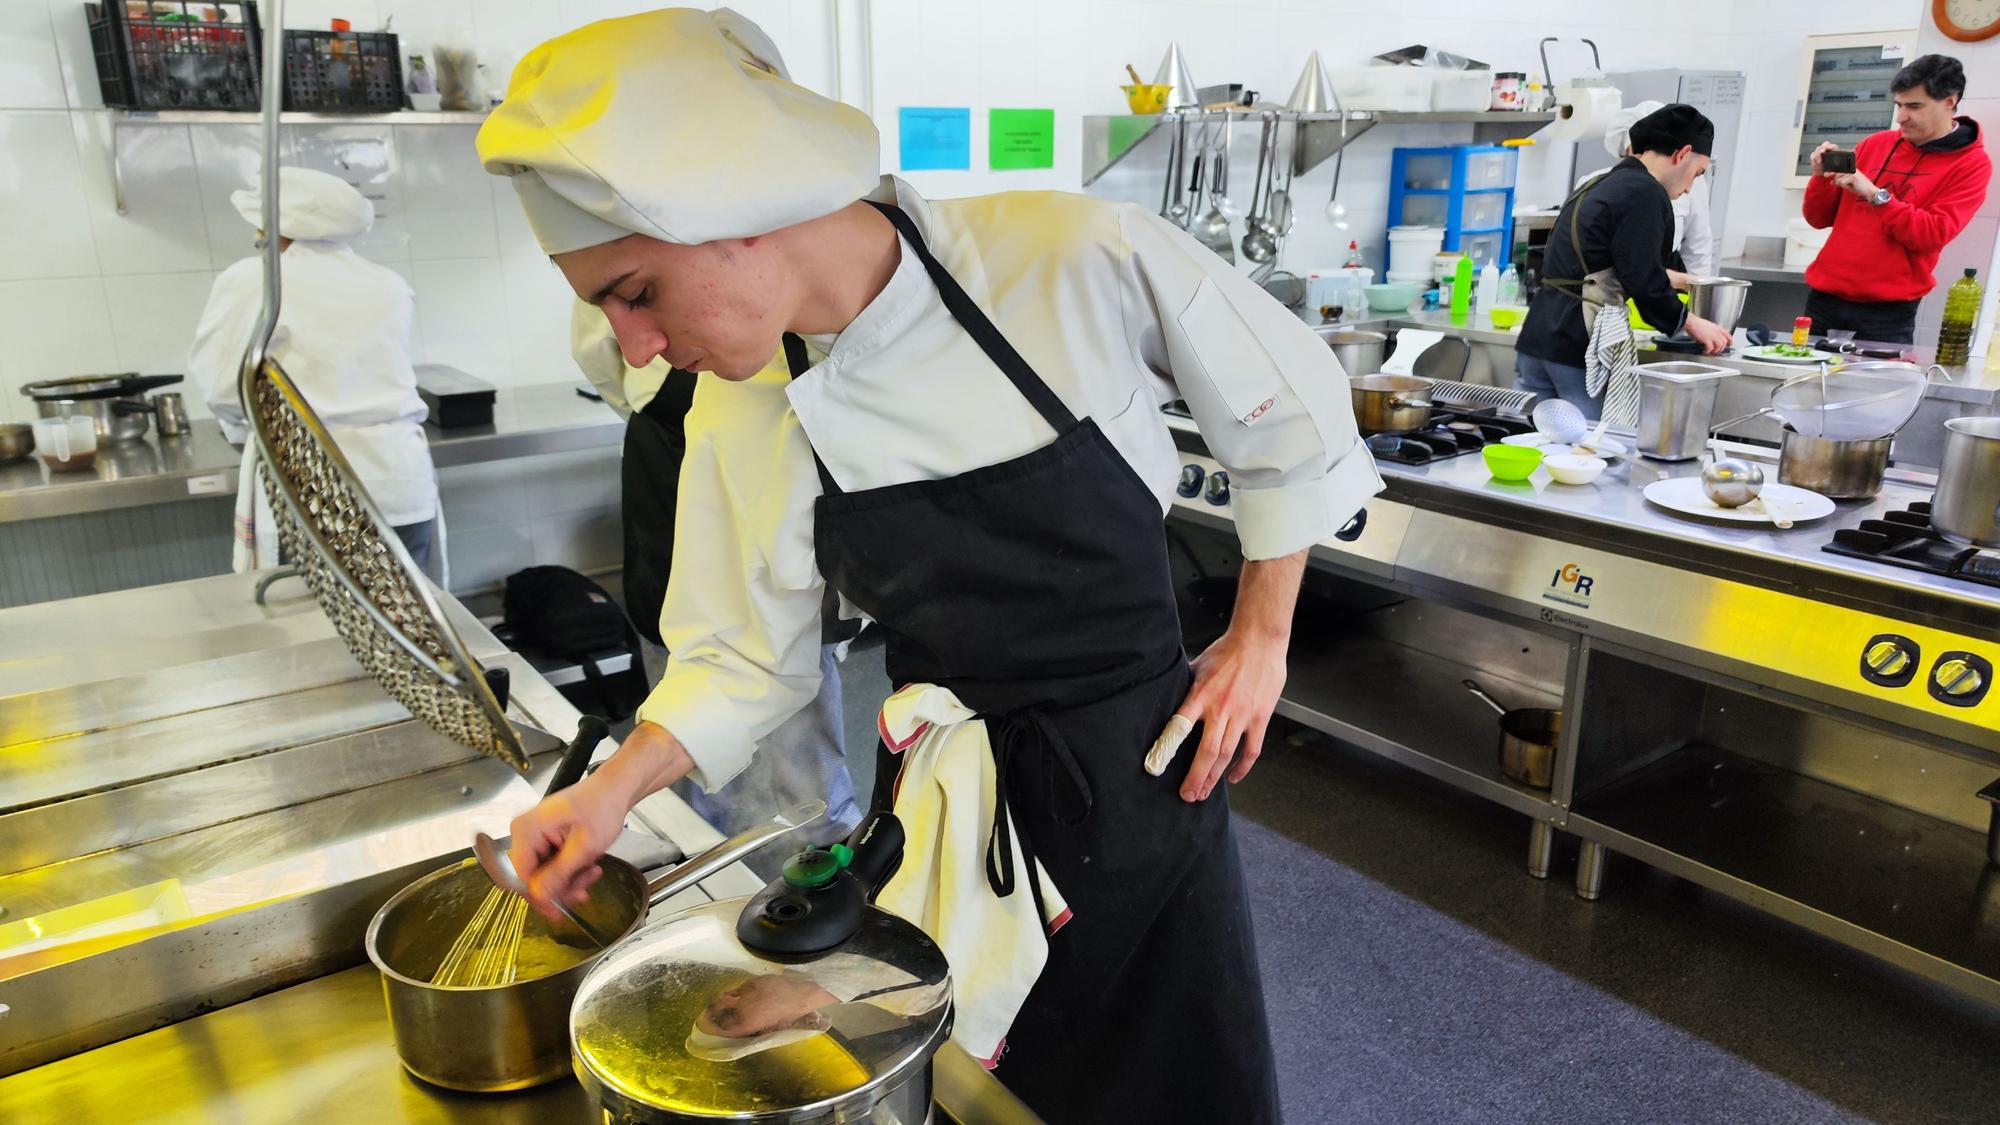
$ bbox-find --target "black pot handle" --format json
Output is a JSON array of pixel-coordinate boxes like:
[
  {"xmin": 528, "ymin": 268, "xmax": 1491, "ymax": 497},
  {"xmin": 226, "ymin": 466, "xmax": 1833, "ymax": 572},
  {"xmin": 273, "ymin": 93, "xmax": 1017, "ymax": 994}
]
[
  {"xmin": 736, "ymin": 810, "xmax": 907, "ymax": 958},
  {"xmin": 545, "ymin": 715, "xmax": 609, "ymax": 797},
  {"xmin": 845, "ymin": 810, "xmax": 906, "ymax": 901},
  {"xmin": 111, "ymin": 399, "xmax": 156, "ymax": 415}
]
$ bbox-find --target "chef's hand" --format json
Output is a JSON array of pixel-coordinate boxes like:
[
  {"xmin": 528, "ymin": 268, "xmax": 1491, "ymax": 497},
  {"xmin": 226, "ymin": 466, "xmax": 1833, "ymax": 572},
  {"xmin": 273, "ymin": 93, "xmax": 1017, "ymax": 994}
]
[
  {"xmin": 1834, "ymin": 171, "xmax": 1880, "ymax": 201},
  {"xmin": 1685, "ymin": 314, "xmax": 1732, "ymax": 355},
  {"xmin": 1162, "ymin": 551, "xmax": 1307, "ymax": 801},
  {"xmin": 1810, "ymin": 142, "xmax": 1838, "ymax": 178},
  {"xmin": 508, "ymin": 720, "xmax": 694, "ymax": 921},
  {"xmin": 1667, "ymin": 269, "xmax": 1694, "ymax": 291}
]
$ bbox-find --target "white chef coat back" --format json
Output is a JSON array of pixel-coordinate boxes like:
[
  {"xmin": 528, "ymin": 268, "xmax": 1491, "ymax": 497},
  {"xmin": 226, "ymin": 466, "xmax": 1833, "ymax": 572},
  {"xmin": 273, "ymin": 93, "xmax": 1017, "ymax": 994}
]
[
  {"xmin": 193, "ymin": 241, "xmax": 439, "ymax": 526},
  {"xmin": 643, "ymin": 177, "xmax": 1383, "ymax": 792}
]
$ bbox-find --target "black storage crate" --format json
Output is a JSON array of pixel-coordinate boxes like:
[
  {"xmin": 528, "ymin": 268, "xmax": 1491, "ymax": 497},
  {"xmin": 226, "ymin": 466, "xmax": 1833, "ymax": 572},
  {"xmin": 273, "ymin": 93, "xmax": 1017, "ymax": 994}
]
[
  {"xmin": 86, "ymin": 1, "xmax": 263, "ymax": 111},
  {"xmin": 284, "ymin": 29, "xmax": 402, "ymax": 112}
]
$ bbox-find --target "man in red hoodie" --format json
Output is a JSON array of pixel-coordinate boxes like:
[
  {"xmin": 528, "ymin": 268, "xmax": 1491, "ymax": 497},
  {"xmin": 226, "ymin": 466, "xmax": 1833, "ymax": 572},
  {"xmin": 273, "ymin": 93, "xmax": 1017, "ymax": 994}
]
[{"xmin": 1803, "ymin": 54, "xmax": 1990, "ymax": 344}]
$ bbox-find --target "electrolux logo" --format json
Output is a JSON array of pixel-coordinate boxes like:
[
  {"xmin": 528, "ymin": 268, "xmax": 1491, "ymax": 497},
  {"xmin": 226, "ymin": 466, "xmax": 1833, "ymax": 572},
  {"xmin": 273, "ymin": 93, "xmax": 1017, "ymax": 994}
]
[{"xmin": 1542, "ymin": 562, "xmax": 1595, "ymax": 610}]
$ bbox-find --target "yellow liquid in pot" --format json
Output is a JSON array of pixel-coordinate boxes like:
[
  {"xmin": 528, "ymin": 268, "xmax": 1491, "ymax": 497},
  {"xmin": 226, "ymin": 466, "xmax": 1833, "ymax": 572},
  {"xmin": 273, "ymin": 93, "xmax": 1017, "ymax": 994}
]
[{"xmin": 575, "ymin": 963, "xmax": 873, "ymax": 1114}]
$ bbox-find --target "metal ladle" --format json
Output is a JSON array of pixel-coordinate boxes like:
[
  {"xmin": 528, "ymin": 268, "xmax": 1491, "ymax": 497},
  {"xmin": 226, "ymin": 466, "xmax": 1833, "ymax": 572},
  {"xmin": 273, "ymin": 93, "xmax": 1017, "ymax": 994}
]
[
  {"xmin": 1191, "ymin": 117, "xmax": 1235, "ymax": 261},
  {"xmin": 1241, "ymin": 114, "xmax": 1279, "ymax": 264}
]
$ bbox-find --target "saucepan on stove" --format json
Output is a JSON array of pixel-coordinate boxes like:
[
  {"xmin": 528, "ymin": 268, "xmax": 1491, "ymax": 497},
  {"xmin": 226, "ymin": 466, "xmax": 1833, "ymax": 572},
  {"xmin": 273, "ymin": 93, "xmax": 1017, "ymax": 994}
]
[
  {"xmin": 1350, "ymin": 374, "xmax": 1434, "ymax": 435},
  {"xmin": 568, "ymin": 810, "xmax": 955, "ymax": 1125},
  {"xmin": 1464, "ymin": 679, "xmax": 1560, "ymax": 790},
  {"xmin": 364, "ymin": 716, "xmax": 827, "ymax": 1093}
]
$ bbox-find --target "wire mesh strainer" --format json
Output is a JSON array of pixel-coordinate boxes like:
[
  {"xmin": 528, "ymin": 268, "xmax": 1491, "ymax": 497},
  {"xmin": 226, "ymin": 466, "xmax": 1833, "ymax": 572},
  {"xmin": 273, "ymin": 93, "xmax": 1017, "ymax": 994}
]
[
  {"xmin": 237, "ymin": 0, "xmax": 529, "ymax": 774},
  {"xmin": 1769, "ymin": 361, "xmax": 1931, "ymax": 441}
]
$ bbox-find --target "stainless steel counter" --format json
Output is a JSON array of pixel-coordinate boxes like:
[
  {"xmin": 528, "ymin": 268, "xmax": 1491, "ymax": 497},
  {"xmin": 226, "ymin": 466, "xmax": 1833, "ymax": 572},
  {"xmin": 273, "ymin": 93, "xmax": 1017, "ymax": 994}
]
[
  {"xmin": 1715, "ymin": 255, "xmax": 1809, "ymax": 286},
  {"xmin": 0, "ymin": 382, "xmax": 622, "ymax": 524}
]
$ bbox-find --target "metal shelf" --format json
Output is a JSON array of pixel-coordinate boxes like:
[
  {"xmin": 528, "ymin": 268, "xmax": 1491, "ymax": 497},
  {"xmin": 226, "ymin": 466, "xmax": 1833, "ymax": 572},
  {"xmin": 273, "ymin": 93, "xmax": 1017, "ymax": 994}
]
[
  {"xmin": 1570, "ymin": 742, "xmax": 2000, "ymax": 1008},
  {"xmin": 1275, "ymin": 628, "xmax": 1564, "ymax": 820},
  {"xmin": 1081, "ymin": 109, "xmax": 1554, "ymax": 186},
  {"xmin": 108, "ymin": 108, "xmax": 489, "ymax": 213}
]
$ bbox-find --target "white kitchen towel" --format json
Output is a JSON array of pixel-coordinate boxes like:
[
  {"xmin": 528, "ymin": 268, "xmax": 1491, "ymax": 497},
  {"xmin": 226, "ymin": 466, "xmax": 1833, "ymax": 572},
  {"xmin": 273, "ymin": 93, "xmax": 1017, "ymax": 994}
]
[
  {"xmin": 874, "ymin": 683, "xmax": 1071, "ymax": 1069},
  {"xmin": 230, "ymin": 444, "xmax": 280, "ymax": 573},
  {"xmin": 1584, "ymin": 301, "xmax": 1641, "ymax": 427}
]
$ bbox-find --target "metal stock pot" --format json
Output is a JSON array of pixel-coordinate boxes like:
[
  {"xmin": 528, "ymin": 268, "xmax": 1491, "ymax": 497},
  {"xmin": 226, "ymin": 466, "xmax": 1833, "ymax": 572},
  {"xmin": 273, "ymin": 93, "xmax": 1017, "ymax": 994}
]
[{"xmin": 22, "ymin": 374, "xmax": 184, "ymax": 443}]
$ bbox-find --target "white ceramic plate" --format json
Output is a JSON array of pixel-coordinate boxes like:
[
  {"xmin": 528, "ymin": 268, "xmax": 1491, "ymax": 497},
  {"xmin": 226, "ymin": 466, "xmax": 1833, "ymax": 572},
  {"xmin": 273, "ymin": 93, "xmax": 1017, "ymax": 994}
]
[
  {"xmin": 1502, "ymin": 433, "xmax": 1627, "ymax": 459},
  {"xmin": 1501, "ymin": 433, "xmax": 1546, "ymax": 447},
  {"xmin": 1569, "ymin": 435, "xmax": 1629, "ymax": 459},
  {"xmin": 1743, "ymin": 344, "xmax": 1839, "ymax": 365},
  {"xmin": 1642, "ymin": 478, "xmax": 1836, "ymax": 525}
]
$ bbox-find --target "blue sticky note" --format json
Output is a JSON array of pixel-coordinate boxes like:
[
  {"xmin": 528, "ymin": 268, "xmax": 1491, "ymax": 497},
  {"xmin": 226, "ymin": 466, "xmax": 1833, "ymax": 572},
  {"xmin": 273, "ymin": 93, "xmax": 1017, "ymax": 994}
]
[{"xmin": 898, "ymin": 107, "xmax": 971, "ymax": 171}]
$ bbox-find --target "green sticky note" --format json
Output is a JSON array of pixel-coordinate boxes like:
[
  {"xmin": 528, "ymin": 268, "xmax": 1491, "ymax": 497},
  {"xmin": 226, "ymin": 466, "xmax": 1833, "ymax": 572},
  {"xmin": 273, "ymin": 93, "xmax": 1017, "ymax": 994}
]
[{"xmin": 989, "ymin": 108, "xmax": 1054, "ymax": 170}]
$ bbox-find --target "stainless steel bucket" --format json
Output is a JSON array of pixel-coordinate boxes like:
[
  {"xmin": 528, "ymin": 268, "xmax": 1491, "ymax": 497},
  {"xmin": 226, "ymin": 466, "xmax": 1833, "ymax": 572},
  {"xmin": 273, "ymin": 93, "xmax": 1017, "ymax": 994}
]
[
  {"xmin": 1317, "ymin": 327, "xmax": 1388, "ymax": 377},
  {"xmin": 1934, "ymin": 416, "xmax": 2000, "ymax": 547},
  {"xmin": 1687, "ymin": 277, "xmax": 1751, "ymax": 334}
]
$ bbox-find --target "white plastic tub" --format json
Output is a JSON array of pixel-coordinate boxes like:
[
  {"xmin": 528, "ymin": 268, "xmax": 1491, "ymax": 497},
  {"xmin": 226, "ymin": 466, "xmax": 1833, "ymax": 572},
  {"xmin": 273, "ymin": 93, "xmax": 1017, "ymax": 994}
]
[
  {"xmin": 1332, "ymin": 66, "xmax": 1432, "ymax": 112},
  {"xmin": 1431, "ymin": 70, "xmax": 1494, "ymax": 112}
]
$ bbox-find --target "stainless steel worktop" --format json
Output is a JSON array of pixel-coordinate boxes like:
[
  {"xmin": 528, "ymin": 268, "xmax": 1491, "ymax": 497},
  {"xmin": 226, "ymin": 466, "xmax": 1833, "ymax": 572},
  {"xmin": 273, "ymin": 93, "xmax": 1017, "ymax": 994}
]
[
  {"xmin": 1715, "ymin": 255, "xmax": 1809, "ymax": 286},
  {"xmin": 0, "ymin": 382, "xmax": 621, "ymax": 524}
]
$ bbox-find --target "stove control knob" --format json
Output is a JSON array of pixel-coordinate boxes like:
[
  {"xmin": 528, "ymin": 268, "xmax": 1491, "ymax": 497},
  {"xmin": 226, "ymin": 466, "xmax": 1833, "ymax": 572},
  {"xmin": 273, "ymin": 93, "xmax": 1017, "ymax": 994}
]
[
  {"xmin": 1204, "ymin": 470, "xmax": 1230, "ymax": 506},
  {"xmin": 1177, "ymin": 464, "xmax": 1205, "ymax": 499},
  {"xmin": 1858, "ymin": 634, "xmax": 1919, "ymax": 688},
  {"xmin": 1931, "ymin": 654, "xmax": 1990, "ymax": 707}
]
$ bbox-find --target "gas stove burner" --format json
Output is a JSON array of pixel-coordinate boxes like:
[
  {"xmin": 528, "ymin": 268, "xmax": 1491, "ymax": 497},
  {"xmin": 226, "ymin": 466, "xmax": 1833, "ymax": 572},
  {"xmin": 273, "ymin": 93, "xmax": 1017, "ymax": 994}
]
[
  {"xmin": 1365, "ymin": 408, "xmax": 1534, "ymax": 465},
  {"xmin": 1824, "ymin": 501, "xmax": 2000, "ymax": 589}
]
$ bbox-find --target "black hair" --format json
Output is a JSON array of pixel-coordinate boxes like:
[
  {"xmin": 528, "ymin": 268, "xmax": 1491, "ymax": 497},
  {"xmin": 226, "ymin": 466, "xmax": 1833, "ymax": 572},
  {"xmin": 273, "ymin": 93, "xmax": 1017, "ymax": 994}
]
[{"xmin": 1891, "ymin": 54, "xmax": 1966, "ymax": 102}]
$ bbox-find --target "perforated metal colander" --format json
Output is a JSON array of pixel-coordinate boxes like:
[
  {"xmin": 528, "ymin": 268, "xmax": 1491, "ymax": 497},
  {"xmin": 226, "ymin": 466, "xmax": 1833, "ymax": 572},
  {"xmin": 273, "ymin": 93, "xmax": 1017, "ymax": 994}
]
[{"xmin": 237, "ymin": 0, "xmax": 529, "ymax": 774}]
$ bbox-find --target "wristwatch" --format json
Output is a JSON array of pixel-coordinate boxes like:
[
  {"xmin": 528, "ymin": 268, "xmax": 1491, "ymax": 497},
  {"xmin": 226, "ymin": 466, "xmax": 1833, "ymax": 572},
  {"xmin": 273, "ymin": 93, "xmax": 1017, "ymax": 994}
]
[{"xmin": 1871, "ymin": 187, "xmax": 1892, "ymax": 206}]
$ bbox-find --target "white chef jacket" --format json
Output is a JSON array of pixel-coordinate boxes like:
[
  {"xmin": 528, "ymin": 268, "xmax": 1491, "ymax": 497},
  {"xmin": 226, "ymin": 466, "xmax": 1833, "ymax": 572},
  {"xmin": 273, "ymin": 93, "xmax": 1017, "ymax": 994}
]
[
  {"xmin": 193, "ymin": 241, "xmax": 439, "ymax": 526},
  {"xmin": 644, "ymin": 177, "xmax": 1382, "ymax": 791},
  {"xmin": 571, "ymin": 299, "xmax": 668, "ymax": 417}
]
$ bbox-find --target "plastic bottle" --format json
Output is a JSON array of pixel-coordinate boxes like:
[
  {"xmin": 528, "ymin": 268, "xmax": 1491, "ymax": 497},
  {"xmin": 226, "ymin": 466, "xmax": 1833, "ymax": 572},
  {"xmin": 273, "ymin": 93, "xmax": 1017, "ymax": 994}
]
[
  {"xmin": 1476, "ymin": 260, "xmax": 1499, "ymax": 312},
  {"xmin": 1342, "ymin": 240, "xmax": 1366, "ymax": 269},
  {"xmin": 1449, "ymin": 256, "xmax": 1474, "ymax": 325},
  {"xmin": 1344, "ymin": 273, "xmax": 1368, "ymax": 322},
  {"xmin": 1938, "ymin": 267, "xmax": 1981, "ymax": 366},
  {"xmin": 1497, "ymin": 264, "xmax": 1520, "ymax": 307}
]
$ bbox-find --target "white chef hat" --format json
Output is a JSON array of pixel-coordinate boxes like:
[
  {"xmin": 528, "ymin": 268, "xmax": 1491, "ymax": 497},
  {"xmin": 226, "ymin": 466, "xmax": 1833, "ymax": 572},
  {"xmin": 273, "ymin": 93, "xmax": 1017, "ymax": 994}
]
[
  {"xmin": 1603, "ymin": 100, "xmax": 1666, "ymax": 159},
  {"xmin": 230, "ymin": 166, "xmax": 374, "ymax": 242},
  {"xmin": 476, "ymin": 7, "xmax": 880, "ymax": 256}
]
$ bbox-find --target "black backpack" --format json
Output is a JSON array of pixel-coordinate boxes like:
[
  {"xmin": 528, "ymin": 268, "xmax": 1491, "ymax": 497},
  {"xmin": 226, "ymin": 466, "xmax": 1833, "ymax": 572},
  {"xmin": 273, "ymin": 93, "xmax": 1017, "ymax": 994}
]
[{"xmin": 502, "ymin": 566, "xmax": 642, "ymax": 719}]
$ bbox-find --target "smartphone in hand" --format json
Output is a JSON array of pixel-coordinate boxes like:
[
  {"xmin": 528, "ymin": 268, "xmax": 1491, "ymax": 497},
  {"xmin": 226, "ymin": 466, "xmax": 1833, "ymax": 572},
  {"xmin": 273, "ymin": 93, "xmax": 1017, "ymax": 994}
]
[{"xmin": 1822, "ymin": 149, "xmax": 1856, "ymax": 174}]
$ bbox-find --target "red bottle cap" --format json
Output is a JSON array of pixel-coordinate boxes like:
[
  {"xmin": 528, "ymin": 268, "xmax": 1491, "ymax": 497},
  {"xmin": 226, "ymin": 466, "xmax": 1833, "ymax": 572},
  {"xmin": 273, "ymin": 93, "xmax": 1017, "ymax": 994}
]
[{"xmin": 330, "ymin": 17, "xmax": 351, "ymax": 31}]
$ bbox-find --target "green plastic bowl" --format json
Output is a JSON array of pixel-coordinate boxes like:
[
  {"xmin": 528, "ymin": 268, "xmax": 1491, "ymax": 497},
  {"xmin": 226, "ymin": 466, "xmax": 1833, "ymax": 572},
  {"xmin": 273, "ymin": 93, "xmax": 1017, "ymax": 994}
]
[{"xmin": 1483, "ymin": 443, "xmax": 1544, "ymax": 481}]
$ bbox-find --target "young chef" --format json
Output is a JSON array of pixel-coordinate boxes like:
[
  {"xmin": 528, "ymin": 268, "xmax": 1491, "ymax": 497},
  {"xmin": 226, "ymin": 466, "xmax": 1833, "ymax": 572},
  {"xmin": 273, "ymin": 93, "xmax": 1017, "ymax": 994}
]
[
  {"xmin": 191, "ymin": 167, "xmax": 440, "ymax": 578},
  {"xmin": 477, "ymin": 9, "xmax": 1381, "ymax": 1121},
  {"xmin": 1804, "ymin": 54, "xmax": 1991, "ymax": 344},
  {"xmin": 1584, "ymin": 100, "xmax": 1716, "ymax": 277},
  {"xmin": 572, "ymin": 300, "xmax": 862, "ymax": 857},
  {"xmin": 1516, "ymin": 104, "xmax": 1733, "ymax": 422}
]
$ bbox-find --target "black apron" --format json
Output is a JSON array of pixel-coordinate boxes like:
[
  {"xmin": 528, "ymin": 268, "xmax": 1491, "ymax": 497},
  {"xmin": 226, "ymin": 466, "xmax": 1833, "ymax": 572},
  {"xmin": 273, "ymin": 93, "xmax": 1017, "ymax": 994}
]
[
  {"xmin": 622, "ymin": 369, "xmax": 699, "ymax": 646},
  {"xmin": 794, "ymin": 201, "xmax": 1280, "ymax": 1125}
]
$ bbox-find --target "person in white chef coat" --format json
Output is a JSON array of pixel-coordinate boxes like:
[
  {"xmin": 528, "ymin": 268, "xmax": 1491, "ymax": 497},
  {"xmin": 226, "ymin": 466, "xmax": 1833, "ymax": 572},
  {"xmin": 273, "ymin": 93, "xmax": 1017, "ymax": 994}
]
[
  {"xmin": 1582, "ymin": 100, "xmax": 1717, "ymax": 279},
  {"xmin": 477, "ymin": 9, "xmax": 1381, "ymax": 1123},
  {"xmin": 191, "ymin": 166, "xmax": 441, "ymax": 578}
]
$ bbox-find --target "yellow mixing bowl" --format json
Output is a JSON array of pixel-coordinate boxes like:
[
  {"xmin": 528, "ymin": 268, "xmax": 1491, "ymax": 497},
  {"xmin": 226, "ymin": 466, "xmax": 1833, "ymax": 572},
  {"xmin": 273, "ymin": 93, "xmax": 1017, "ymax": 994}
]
[{"xmin": 1123, "ymin": 84, "xmax": 1171, "ymax": 114}]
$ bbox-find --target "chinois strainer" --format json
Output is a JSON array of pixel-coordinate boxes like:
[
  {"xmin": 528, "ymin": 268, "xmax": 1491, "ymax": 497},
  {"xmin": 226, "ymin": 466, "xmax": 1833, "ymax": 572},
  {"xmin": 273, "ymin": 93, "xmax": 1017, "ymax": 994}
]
[{"xmin": 236, "ymin": 1, "xmax": 530, "ymax": 773}]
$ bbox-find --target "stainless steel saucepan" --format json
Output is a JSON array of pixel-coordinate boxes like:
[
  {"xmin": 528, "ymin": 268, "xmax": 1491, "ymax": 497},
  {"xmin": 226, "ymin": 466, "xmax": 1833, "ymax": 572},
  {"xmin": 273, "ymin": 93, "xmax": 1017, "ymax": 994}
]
[{"xmin": 1350, "ymin": 373, "xmax": 1433, "ymax": 435}]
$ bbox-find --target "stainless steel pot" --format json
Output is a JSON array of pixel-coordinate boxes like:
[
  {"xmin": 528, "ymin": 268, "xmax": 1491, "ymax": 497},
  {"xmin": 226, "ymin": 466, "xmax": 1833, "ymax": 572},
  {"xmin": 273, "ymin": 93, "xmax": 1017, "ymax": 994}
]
[
  {"xmin": 1350, "ymin": 373, "xmax": 1433, "ymax": 434},
  {"xmin": 0, "ymin": 423, "xmax": 31, "ymax": 464},
  {"xmin": 1318, "ymin": 327, "xmax": 1388, "ymax": 376},
  {"xmin": 22, "ymin": 375, "xmax": 184, "ymax": 443},
  {"xmin": 1777, "ymin": 427, "xmax": 1891, "ymax": 500},
  {"xmin": 1465, "ymin": 680, "xmax": 1559, "ymax": 790},
  {"xmin": 1934, "ymin": 416, "xmax": 2000, "ymax": 547},
  {"xmin": 570, "ymin": 811, "xmax": 952, "ymax": 1125},
  {"xmin": 1686, "ymin": 276, "xmax": 1750, "ymax": 334}
]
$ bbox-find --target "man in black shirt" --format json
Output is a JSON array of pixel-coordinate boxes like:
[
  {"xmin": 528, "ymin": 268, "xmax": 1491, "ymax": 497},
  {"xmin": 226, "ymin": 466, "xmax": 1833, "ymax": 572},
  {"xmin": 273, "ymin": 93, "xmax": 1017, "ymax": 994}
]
[{"xmin": 1517, "ymin": 103, "xmax": 1732, "ymax": 420}]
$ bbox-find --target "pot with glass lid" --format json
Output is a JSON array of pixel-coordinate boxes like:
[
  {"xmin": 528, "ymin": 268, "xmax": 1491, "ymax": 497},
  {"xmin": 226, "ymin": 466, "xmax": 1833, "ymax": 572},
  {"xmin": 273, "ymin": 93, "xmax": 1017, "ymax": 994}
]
[{"xmin": 569, "ymin": 811, "xmax": 953, "ymax": 1125}]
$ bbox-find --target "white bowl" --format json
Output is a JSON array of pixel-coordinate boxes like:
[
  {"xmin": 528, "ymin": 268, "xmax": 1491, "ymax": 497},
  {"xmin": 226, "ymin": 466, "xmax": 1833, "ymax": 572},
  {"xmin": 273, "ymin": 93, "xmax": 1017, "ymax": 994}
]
[{"xmin": 1544, "ymin": 454, "xmax": 1608, "ymax": 485}]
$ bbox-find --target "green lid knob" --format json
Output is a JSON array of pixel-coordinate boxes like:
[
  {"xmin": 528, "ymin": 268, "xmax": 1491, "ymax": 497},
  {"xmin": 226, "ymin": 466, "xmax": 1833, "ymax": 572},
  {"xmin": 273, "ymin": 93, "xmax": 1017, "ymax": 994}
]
[{"xmin": 781, "ymin": 844, "xmax": 854, "ymax": 889}]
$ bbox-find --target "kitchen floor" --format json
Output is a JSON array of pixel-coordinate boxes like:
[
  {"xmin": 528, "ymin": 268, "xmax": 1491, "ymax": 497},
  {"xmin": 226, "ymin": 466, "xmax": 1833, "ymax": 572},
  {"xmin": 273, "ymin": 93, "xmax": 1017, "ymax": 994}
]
[{"xmin": 825, "ymin": 633, "xmax": 2000, "ymax": 1125}]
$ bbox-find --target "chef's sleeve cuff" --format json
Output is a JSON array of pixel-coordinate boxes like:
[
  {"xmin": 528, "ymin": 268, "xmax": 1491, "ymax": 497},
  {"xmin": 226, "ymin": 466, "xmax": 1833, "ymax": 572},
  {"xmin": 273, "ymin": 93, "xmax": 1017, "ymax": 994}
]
[
  {"xmin": 1230, "ymin": 442, "xmax": 1385, "ymax": 560},
  {"xmin": 635, "ymin": 669, "xmax": 753, "ymax": 793}
]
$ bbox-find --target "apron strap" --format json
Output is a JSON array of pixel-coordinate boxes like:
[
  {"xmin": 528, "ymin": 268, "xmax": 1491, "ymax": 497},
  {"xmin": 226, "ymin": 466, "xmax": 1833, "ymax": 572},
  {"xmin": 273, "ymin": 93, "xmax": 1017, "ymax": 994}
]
[
  {"xmin": 864, "ymin": 199, "xmax": 1080, "ymax": 433},
  {"xmin": 984, "ymin": 708, "xmax": 1093, "ymax": 920},
  {"xmin": 782, "ymin": 331, "xmax": 844, "ymax": 497}
]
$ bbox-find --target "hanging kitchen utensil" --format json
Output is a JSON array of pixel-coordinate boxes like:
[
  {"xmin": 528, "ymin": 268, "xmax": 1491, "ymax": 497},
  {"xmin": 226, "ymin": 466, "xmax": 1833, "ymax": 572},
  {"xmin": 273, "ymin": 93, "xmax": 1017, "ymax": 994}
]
[
  {"xmin": 238, "ymin": 0, "xmax": 534, "ymax": 773},
  {"xmin": 1241, "ymin": 113, "xmax": 1279, "ymax": 264}
]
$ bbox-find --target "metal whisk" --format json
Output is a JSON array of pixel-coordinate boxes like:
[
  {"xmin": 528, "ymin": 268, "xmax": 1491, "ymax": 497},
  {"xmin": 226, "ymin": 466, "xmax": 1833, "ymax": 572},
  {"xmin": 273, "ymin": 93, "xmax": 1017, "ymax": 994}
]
[{"xmin": 432, "ymin": 886, "xmax": 530, "ymax": 987}]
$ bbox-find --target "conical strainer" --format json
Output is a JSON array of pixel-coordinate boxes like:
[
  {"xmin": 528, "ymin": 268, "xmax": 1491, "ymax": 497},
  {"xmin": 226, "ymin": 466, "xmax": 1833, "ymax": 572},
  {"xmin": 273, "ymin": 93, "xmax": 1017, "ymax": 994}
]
[
  {"xmin": 1769, "ymin": 361, "xmax": 1933, "ymax": 441},
  {"xmin": 236, "ymin": 0, "xmax": 530, "ymax": 773}
]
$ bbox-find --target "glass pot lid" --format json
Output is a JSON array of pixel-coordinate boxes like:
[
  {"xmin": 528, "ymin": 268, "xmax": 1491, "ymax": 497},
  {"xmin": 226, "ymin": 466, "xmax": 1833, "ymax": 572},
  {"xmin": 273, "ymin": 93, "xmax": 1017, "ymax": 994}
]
[{"xmin": 569, "ymin": 896, "xmax": 952, "ymax": 1119}]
